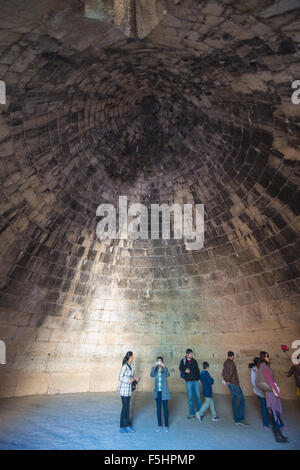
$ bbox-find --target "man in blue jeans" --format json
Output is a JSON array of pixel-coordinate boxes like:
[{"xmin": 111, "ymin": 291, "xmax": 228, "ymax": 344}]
[
  {"xmin": 222, "ymin": 351, "xmax": 250, "ymax": 427},
  {"xmin": 179, "ymin": 349, "xmax": 201, "ymax": 419}
]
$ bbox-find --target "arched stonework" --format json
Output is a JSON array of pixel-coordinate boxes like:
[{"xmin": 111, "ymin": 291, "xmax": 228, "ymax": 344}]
[{"xmin": 0, "ymin": 0, "xmax": 299, "ymax": 398}]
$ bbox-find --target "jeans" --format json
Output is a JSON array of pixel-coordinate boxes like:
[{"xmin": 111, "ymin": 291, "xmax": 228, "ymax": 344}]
[
  {"xmin": 198, "ymin": 397, "xmax": 217, "ymax": 419},
  {"xmin": 186, "ymin": 381, "xmax": 201, "ymax": 415},
  {"xmin": 257, "ymin": 395, "xmax": 269, "ymax": 427},
  {"xmin": 257, "ymin": 396, "xmax": 284, "ymax": 431},
  {"xmin": 271, "ymin": 410, "xmax": 285, "ymax": 432},
  {"xmin": 228, "ymin": 384, "xmax": 245, "ymax": 423},
  {"xmin": 155, "ymin": 391, "xmax": 169, "ymax": 427},
  {"xmin": 120, "ymin": 396, "xmax": 131, "ymax": 428}
]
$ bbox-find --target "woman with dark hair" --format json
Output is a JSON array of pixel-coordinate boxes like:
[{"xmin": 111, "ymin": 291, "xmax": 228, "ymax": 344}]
[
  {"xmin": 257, "ymin": 351, "xmax": 288, "ymax": 443},
  {"xmin": 150, "ymin": 356, "xmax": 171, "ymax": 432},
  {"xmin": 249, "ymin": 357, "xmax": 269, "ymax": 431},
  {"xmin": 118, "ymin": 351, "xmax": 140, "ymax": 434}
]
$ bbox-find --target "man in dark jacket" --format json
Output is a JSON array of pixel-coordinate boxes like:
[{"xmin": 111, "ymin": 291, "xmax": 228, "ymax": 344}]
[
  {"xmin": 179, "ymin": 349, "xmax": 201, "ymax": 418},
  {"xmin": 222, "ymin": 351, "xmax": 250, "ymax": 427}
]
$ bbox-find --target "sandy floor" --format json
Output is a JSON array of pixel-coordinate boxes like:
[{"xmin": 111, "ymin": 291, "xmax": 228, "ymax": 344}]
[{"xmin": 0, "ymin": 391, "xmax": 299, "ymax": 450}]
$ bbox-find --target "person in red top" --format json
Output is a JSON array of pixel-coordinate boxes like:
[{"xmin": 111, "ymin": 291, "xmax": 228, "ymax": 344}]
[
  {"xmin": 179, "ymin": 349, "xmax": 201, "ymax": 418},
  {"xmin": 286, "ymin": 353, "xmax": 300, "ymax": 397}
]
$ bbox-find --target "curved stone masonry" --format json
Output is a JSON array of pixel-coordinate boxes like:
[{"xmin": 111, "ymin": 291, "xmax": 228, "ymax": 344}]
[{"xmin": 0, "ymin": 0, "xmax": 299, "ymax": 398}]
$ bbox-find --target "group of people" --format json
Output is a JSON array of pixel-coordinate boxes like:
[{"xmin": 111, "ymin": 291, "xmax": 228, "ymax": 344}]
[{"xmin": 118, "ymin": 349, "xmax": 300, "ymax": 444}]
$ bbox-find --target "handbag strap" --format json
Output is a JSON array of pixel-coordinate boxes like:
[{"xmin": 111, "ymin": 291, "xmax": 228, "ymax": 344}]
[{"xmin": 126, "ymin": 362, "xmax": 134, "ymax": 376}]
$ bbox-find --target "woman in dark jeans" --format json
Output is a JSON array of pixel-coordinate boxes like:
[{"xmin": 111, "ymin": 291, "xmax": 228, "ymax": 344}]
[
  {"xmin": 258, "ymin": 351, "xmax": 289, "ymax": 443},
  {"xmin": 118, "ymin": 351, "xmax": 140, "ymax": 434},
  {"xmin": 150, "ymin": 356, "xmax": 171, "ymax": 432},
  {"xmin": 249, "ymin": 357, "xmax": 270, "ymax": 430}
]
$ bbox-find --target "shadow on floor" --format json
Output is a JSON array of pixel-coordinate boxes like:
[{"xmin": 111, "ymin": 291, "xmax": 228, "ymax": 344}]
[{"xmin": 0, "ymin": 392, "xmax": 299, "ymax": 450}]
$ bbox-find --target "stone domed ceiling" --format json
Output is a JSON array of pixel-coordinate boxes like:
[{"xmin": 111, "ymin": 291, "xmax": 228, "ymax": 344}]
[{"xmin": 0, "ymin": 0, "xmax": 299, "ymax": 398}]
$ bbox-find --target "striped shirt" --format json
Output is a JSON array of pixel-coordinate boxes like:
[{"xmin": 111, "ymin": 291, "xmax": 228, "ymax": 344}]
[{"xmin": 118, "ymin": 362, "xmax": 135, "ymax": 397}]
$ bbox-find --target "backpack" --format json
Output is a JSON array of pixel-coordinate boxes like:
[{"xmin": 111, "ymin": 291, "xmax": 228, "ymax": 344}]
[{"xmin": 180, "ymin": 357, "xmax": 186, "ymax": 379}]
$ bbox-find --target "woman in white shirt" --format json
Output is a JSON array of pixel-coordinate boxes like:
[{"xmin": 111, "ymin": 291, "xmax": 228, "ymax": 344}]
[
  {"xmin": 249, "ymin": 357, "xmax": 269, "ymax": 431},
  {"xmin": 118, "ymin": 351, "xmax": 140, "ymax": 434}
]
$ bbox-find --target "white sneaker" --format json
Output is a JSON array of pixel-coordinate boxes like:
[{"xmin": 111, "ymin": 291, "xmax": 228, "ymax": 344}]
[{"xmin": 212, "ymin": 416, "xmax": 220, "ymax": 422}]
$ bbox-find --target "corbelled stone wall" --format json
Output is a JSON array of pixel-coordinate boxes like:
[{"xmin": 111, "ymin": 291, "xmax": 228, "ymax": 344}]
[{"xmin": 0, "ymin": 0, "xmax": 299, "ymax": 399}]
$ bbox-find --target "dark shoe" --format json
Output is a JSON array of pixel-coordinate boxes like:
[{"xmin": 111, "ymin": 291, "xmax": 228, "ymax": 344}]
[
  {"xmin": 279, "ymin": 430, "xmax": 289, "ymax": 442},
  {"xmin": 187, "ymin": 414, "xmax": 195, "ymax": 419},
  {"xmin": 238, "ymin": 420, "xmax": 250, "ymax": 427},
  {"xmin": 274, "ymin": 430, "xmax": 289, "ymax": 443}
]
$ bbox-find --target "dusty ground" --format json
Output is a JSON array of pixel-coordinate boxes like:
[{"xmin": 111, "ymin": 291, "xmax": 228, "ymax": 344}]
[{"xmin": 0, "ymin": 391, "xmax": 299, "ymax": 450}]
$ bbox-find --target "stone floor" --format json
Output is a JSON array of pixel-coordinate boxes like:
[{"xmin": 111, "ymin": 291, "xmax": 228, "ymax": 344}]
[{"xmin": 0, "ymin": 392, "xmax": 299, "ymax": 450}]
